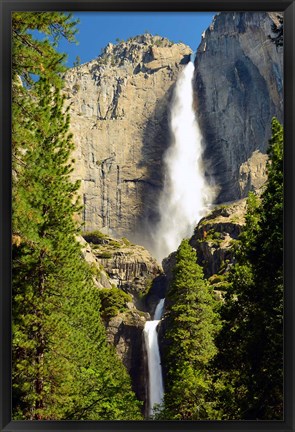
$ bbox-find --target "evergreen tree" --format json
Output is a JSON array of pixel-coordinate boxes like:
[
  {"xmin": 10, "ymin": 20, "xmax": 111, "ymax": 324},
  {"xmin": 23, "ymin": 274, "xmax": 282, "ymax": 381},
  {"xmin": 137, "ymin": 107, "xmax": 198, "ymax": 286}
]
[
  {"xmin": 12, "ymin": 12, "xmax": 77, "ymax": 179},
  {"xmin": 12, "ymin": 12, "xmax": 77, "ymax": 86},
  {"xmin": 12, "ymin": 78, "xmax": 142, "ymax": 420},
  {"xmin": 12, "ymin": 13, "xmax": 142, "ymax": 420},
  {"xmin": 212, "ymin": 118, "xmax": 283, "ymax": 420},
  {"xmin": 73, "ymin": 55, "xmax": 81, "ymax": 68},
  {"xmin": 248, "ymin": 118, "xmax": 283, "ymax": 419},
  {"xmin": 159, "ymin": 240, "xmax": 221, "ymax": 420}
]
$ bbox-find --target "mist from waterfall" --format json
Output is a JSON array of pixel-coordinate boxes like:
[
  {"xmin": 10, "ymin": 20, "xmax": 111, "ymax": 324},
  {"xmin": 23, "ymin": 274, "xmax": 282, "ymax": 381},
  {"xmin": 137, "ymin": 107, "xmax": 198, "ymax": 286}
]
[
  {"xmin": 143, "ymin": 299, "xmax": 165, "ymax": 417},
  {"xmin": 151, "ymin": 60, "xmax": 215, "ymax": 262}
]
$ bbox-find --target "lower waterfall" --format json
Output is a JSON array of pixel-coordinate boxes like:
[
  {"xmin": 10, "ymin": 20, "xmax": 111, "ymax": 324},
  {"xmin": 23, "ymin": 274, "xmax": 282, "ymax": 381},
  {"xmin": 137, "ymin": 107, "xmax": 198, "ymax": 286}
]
[{"xmin": 143, "ymin": 298, "xmax": 165, "ymax": 417}]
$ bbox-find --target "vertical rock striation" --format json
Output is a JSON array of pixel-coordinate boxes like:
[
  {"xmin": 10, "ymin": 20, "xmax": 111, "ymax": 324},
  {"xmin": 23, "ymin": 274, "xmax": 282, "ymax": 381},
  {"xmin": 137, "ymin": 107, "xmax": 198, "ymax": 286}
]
[
  {"xmin": 63, "ymin": 35, "xmax": 191, "ymax": 237},
  {"xmin": 194, "ymin": 12, "xmax": 283, "ymax": 202},
  {"xmin": 64, "ymin": 18, "xmax": 283, "ymax": 241}
]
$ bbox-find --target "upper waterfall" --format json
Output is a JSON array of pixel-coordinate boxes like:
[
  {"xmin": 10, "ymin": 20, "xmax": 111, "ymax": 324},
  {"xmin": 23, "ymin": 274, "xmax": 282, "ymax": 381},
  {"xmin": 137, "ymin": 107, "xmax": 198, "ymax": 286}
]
[{"xmin": 151, "ymin": 61, "xmax": 215, "ymax": 262}]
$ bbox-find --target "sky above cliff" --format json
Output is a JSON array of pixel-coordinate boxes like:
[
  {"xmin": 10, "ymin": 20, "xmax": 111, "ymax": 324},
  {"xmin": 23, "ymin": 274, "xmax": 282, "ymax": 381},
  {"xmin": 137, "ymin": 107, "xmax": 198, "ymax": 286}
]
[{"xmin": 57, "ymin": 12, "xmax": 215, "ymax": 67}]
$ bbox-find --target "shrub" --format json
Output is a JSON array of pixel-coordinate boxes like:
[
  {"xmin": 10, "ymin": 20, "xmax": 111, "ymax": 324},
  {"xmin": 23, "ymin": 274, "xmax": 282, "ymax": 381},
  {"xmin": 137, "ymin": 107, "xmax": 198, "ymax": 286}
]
[
  {"xmin": 96, "ymin": 251, "xmax": 112, "ymax": 259},
  {"xmin": 83, "ymin": 230, "xmax": 107, "ymax": 244},
  {"xmin": 121, "ymin": 237, "xmax": 131, "ymax": 246},
  {"xmin": 72, "ymin": 83, "xmax": 80, "ymax": 93},
  {"xmin": 98, "ymin": 287, "xmax": 132, "ymax": 320},
  {"xmin": 109, "ymin": 240, "xmax": 121, "ymax": 248},
  {"xmin": 208, "ymin": 274, "xmax": 224, "ymax": 285}
]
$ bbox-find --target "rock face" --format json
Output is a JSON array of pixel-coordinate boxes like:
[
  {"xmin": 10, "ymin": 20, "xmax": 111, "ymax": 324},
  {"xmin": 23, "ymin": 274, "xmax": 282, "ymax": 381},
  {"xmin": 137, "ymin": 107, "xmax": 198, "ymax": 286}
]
[
  {"xmin": 189, "ymin": 199, "xmax": 247, "ymax": 278},
  {"xmin": 160, "ymin": 198, "xmax": 247, "ymax": 283},
  {"xmin": 194, "ymin": 12, "xmax": 283, "ymax": 203},
  {"xmin": 82, "ymin": 231, "xmax": 162, "ymax": 301},
  {"xmin": 65, "ymin": 17, "xmax": 283, "ymax": 242},
  {"xmin": 79, "ymin": 231, "xmax": 163, "ymax": 414},
  {"xmin": 77, "ymin": 235, "xmax": 112, "ymax": 288},
  {"xmin": 64, "ymin": 35, "xmax": 191, "ymax": 237},
  {"xmin": 106, "ymin": 311, "xmax": 149, "ymax": 416}
]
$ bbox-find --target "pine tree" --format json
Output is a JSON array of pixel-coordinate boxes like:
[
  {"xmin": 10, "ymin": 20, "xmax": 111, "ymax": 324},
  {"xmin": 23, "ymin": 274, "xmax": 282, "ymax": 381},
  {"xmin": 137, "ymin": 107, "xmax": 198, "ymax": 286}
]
[
  {"xmin": 212, "ymin": 118, "xmax": 283, "ymax": 420},
  {"xmin": 159, "ymin": 240, "xmax": 221, "ymax": 420},
  {"xmin": 247, "ymin": 118, "xmax": 283, "ymax": 419},
  {"xmin": 12, "ymin": 78, "xmax": 142, "ymax": 420},
  {"xmin": 73, "ymin": 55, "xmax": 81, "ymax": 67},
  {"xmin": 12, "ymin": 13, "xmax": 142, "ymax": 420},
  {"xmin": 12, "ymin": 12, "xmax": 78, "ymax": 86}
]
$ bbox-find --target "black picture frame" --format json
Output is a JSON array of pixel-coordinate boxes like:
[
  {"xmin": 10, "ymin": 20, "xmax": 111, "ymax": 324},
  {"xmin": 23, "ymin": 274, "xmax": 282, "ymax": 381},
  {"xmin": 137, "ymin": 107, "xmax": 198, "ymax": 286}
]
[{"xmin": 1, "ymin": 1, "xmax": 294, "ymax": 431}]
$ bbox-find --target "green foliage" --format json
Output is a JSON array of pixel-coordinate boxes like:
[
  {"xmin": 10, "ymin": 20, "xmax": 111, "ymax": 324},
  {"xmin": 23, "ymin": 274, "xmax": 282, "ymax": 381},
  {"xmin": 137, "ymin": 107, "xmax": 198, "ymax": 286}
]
[
  {"xmin": 208, "ymin": 273, "xmax": 227, "ymax": 286},
  {"xmin": 12, "ymin": 13, "xmax": 142, "ymax": 421},
  {"xmin": 98, "ymin": 288, "xmax": 132, "ymax": 320},
  {"xmin": 12, "ymin": 12, "xmax": 78, "ymax": 87},
  {"xmin": 159, "ymin": 240, "xmax": 221, "ymax": 420},
  {"xmin": 96, "ymin": 252, "xmax": 113, "ymax": 259},
  {"xmin": 204, "ymin": 229, "xmax": 224, "ymax": 247},
  {"xmin": 121, "ymin": 237, "xmax": 131, "ymax": 246},
  {"xmin": 72, "ymin": 83, "xmax": 80, "ymax": 93},
  {"xmin": 83, "ymin": 232, "xmax": 126, "ymax": 251},
  {"xmin": 73, "ymin": 55, "xmax": 81, "ymax": 67},
  {"xmin": 108, "ymin": 239, "xmax": 121, "ymax": 248},
  {"xmin": 237, "ymin": 191, "xmax": 261, "ymax": 262},
  {"xmin": 83, "ymin": 230, "xmax": 107, "ymax": 244},
  {"xmin": 212, "ymin": 118, "xmax": 283, "ymax": 420}
]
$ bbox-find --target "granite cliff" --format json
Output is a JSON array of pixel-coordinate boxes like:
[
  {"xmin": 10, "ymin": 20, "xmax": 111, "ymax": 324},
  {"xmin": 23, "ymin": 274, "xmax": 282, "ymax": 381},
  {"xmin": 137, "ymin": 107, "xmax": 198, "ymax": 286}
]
[
  {"xmin": 63, "ymin": 34, "xmax": 191, "ymax": 238},
  {"xmin": 194, "ymin": 12, "xmax": 283, "ymax": 202},
  {"xmin": 64, "ymin": 13, "xmax": 282, "ymax": 244}
]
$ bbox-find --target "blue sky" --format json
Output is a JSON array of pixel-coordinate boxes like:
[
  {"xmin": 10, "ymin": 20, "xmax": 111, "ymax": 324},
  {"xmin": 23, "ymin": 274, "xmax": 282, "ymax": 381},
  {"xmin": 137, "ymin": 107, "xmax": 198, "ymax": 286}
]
[{"xmin": 56, "ymin": 12, "xmax": 215, "ymax": 67}]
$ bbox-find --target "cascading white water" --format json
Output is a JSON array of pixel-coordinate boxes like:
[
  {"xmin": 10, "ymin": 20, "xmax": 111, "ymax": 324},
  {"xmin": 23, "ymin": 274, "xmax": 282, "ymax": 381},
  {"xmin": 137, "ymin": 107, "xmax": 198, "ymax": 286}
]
[
  {"xmin": 143, "ymin": 298, "xmax": 165, "ymax": 416},
  {"xmin": 143, "ymin": 58, "xmax": 215, "ymax": 418},
  {"xmin": 151, "ymin": 60, "xmax": 215, "ymax": 262}
]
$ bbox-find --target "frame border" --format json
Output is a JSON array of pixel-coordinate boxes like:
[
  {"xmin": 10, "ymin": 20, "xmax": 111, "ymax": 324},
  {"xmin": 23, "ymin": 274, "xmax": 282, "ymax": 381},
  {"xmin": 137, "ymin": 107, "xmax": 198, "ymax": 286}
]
[{"xmin": 1, "ymin": 1, "xmax": 294, "ymax": 431}]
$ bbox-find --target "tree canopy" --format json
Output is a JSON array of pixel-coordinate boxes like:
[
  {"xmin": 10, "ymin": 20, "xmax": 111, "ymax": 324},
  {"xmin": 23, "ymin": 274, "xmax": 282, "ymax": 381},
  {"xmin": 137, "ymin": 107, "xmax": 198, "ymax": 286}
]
[
  {"xmin": 211, "ymin": 118, "xmax": 283, "ymax": 420},
  {"xmin": 158, "ymin": 240, "xmax": 221, "ymax": 420},
  {"xmin": 12, "ymin": 12, "xmax": 142, "ymax": 420}
]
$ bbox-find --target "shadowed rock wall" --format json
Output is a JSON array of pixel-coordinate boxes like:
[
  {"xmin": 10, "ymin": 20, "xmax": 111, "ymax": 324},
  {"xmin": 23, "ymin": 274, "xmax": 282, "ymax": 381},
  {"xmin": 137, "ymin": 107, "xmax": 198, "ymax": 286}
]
[{"xmin": 194, "ymin": 12, "xmax": 283, "ymax": 203}]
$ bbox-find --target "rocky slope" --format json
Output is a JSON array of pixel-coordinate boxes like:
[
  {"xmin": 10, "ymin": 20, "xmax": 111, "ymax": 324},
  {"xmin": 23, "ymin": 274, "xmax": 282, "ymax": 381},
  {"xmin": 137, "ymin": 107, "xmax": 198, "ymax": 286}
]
[
  {"xmin": 82, "ymin": 230, "xmax": 162, "ymax": 301},
  {"xmin": 162, "ymin": 198, "xmax": 247, "ymax": 285},
  {"xmin": 189, "ymin": 199, "xmax": 247, "ymax": 278},
  {"xmin": 194, "ymin": 12, "xmax": 283, "ymax": 203},
  {"xmin": 79, "ymin": 231, "xmax": 163, "ymax": 413},
  {"xmin": 106, "ymin": 311, "xmax": 149, "ymax": 416},
  {"xmin": 63, "ymin": 35, "xmax": 191, "ymax": 237}
]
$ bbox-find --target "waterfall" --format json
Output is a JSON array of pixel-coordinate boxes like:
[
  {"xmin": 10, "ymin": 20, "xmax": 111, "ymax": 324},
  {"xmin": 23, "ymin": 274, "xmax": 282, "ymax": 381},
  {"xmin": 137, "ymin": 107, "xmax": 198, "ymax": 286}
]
[
  {"xmin": 143, "ymin": 58, "xmax": 215, "ymax": 418},
  {"xmin": 151, "ymin": 59, "xmax": 215, "ymax": 262},
  {"xmin": 143, "ymin": 298, "xmax": 165, "ymax": 417}
]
